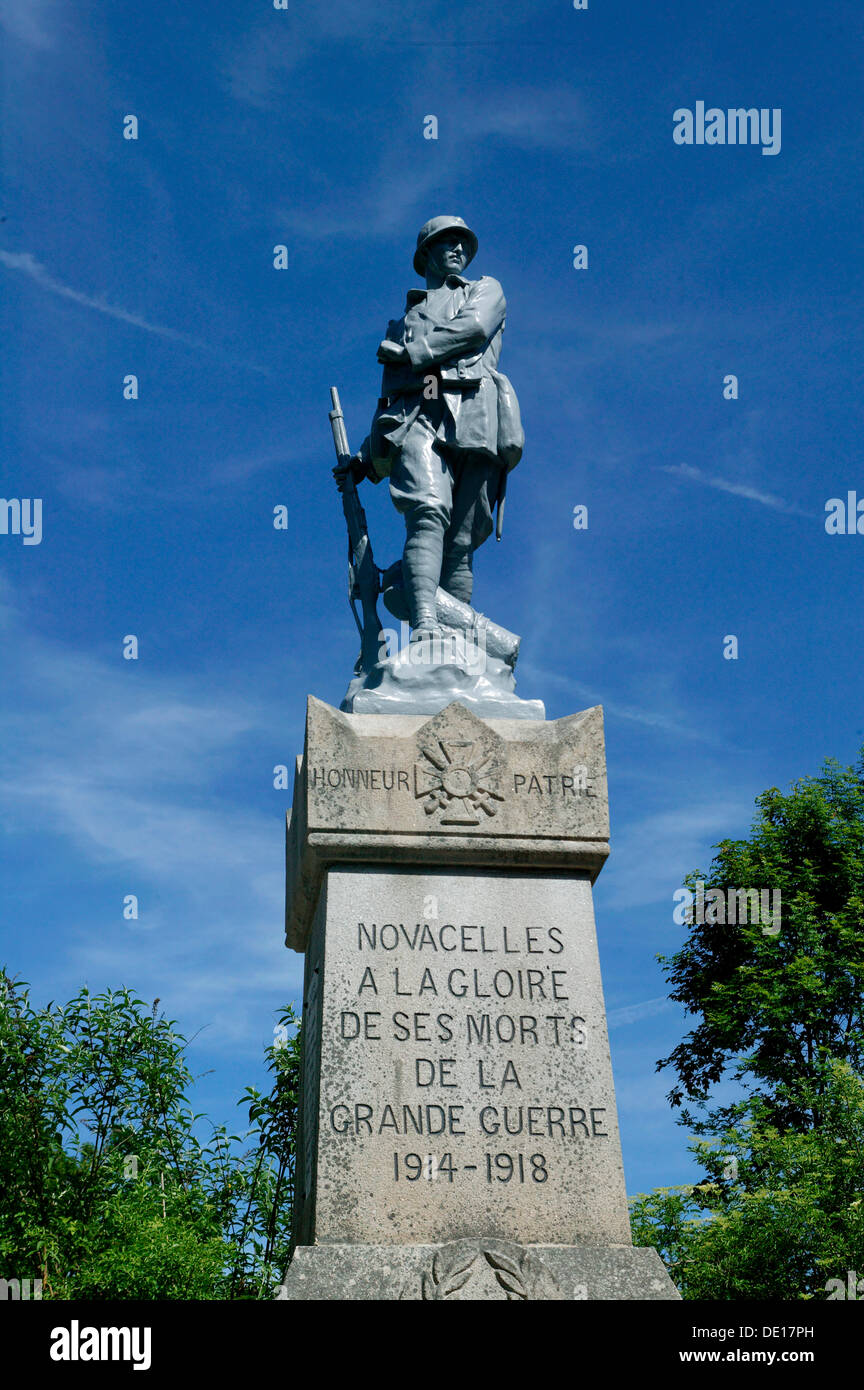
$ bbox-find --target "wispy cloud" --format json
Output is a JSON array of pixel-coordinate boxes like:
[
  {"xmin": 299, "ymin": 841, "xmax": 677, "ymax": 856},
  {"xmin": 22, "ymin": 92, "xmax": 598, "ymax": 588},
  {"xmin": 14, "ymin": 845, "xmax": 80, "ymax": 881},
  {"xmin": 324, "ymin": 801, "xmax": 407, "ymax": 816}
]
[
  {"xmin": 0, "ymin": 0, "xmax": 58, "ymax": 50},
  {"xmin": 0, "ymin": 250, "xmax": 268, "ymax": 373},
  {"xmin": 608, "ymin": 996, "xmax": 675, "ymax": 1028},
  {"xmin": 0, "ymin": 250, "xmax": 210, "ymax": 347},
  {"xmin": 0, "ymin": 608, "xmax": 301, "ymax": 1050},
  {"xmin": 223, "ymin": 9, "xmax": 557, "ymax": 111},
  {"xmin": 661, "ymin": 462, "xmax": 812, "ymax": 519},
  {"xmin": 268, "ymin": 79, "xmax": 593, "ymax": 242},
  {"xmin": 522, "ymin": 665, "xmax": 722, "ymax": 745},
  {"xmin": 600, "ymin": 800, "xmax": 751, "ymax": 912},
  {"xmin": 470, "ymin": 86, "xmax": 592, "ymax": 152}
]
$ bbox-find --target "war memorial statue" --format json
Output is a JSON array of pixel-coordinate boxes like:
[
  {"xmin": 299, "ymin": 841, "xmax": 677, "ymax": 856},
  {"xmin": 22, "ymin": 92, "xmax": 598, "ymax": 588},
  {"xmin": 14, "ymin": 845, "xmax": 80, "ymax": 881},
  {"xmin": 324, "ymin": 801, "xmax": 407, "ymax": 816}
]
[
  {"xmin": 278, "ymin": 216, "xmax": 679, "ymax": 1300},
  {"xmin": 331, "ymin": 216, "xmax": 543, "ymax": 718}
]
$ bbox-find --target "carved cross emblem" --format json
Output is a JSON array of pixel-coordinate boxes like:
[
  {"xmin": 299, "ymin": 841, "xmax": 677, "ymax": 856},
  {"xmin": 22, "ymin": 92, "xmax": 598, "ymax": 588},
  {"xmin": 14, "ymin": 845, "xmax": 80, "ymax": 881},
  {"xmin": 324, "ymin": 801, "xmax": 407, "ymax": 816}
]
[{"xmin": 414, "ymin": 739, "xmax": 504, "ymax": 826}]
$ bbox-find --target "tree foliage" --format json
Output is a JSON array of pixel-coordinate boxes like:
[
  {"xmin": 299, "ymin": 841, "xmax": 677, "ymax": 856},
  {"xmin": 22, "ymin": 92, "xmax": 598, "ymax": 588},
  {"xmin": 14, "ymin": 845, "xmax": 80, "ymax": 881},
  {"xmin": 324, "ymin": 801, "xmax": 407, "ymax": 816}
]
[
  {"xmin": 630, "ymin": 1062, "xmax": 864, "ymax": 1299},
  {"xmin": 0, "ymin": 973, "xmax": 300, "ymax": 1299},
  {"xmin": 634, "ymin": 751, "xmax": 864, "ymax": 1297},
  {"xmin": 657, "ymin": 752, "xmax": 864, "ymax": 1131}
]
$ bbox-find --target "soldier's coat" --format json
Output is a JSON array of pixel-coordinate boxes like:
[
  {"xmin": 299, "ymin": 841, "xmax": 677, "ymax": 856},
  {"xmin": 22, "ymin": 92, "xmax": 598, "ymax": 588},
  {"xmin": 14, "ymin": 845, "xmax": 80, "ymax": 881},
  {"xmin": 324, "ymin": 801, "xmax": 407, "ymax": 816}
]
[{"xmin": 359, "ymin": 273, "xmax": 522, "ymax": 479}]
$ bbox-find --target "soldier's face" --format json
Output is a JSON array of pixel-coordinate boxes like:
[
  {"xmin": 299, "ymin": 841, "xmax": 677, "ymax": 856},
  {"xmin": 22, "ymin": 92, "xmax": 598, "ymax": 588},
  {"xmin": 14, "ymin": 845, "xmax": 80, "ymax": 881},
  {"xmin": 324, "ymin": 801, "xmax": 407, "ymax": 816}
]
[{"xmin": 424, "ymin": 233, "xmax": 469, "ymax": 278}]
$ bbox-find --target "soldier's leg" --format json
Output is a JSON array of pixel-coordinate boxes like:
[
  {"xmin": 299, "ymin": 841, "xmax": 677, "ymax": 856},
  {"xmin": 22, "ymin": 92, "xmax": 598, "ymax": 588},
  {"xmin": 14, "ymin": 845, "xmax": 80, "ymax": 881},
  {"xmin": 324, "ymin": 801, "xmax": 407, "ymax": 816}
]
[
  {"xmin": 441, "ymin": 455, "xmax": 502, "ymax": 608},
  {"xmin": 439, "ymin": 547, "xmax": 474, "ymax": 604},
  {"xmin": 403, "ymin": 513, "xmax": 445, "ymax": 632},
  {"xmin": 389, "ymin": 410, "xmax": 453, "ymax": 632}
]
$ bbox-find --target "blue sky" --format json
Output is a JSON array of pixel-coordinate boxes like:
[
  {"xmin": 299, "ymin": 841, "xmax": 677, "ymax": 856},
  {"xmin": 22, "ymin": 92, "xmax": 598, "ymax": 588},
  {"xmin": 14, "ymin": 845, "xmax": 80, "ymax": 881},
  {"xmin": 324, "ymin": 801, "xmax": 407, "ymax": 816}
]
[{"xmin": 1, "ymin": 0, "xmax": 862, "ymax": 1199}]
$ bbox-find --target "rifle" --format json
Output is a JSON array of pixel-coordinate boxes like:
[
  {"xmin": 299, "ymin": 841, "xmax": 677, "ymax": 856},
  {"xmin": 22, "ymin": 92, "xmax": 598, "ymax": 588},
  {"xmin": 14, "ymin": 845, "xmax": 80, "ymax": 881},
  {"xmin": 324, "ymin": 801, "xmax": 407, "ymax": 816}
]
[
  {"xmin": 495, "ymin": 468, "xmax": 507, "ymax": 542},
  {"xmin": 329, "ymin": 386, "xmax": 383, "ymax": 674}
]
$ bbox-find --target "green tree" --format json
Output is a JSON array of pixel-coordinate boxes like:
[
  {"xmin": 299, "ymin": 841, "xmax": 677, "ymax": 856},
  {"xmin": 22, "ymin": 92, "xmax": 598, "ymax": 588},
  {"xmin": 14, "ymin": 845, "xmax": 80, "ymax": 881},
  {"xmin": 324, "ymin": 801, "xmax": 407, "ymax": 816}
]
[
  {"xmin": 658, "ymin": 751, "xmax": 864, "ymax": 1132},
  {"xmin": 632, "ymin": 750, "xmax": 864, "ymax": 1298},
  {"xmin": 217, "ymin": 1004, "xmax": 300, "ymax": 1299},
  {"xmin": 0, "ymin": 974, "xmax": 301, "ymax": 1299},
  {"xmin": 630, "ymin": 1062, "xmax": 864, "ymax": 1299}
]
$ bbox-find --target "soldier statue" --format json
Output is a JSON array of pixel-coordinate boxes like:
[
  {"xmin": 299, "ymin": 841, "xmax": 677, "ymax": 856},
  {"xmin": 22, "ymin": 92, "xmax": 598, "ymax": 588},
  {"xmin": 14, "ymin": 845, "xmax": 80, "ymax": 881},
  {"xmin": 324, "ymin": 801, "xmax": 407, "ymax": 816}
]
[{"xmin": 334, "ymin": 216, "xmax": 523, "ymax": 641}]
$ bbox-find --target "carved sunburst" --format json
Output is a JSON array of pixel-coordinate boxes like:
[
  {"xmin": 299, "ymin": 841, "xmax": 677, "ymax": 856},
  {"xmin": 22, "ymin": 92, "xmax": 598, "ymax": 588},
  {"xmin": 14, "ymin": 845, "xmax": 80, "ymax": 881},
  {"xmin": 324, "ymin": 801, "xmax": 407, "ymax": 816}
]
[{"xmin": 414, "ymin": 739, "xmax": 504, "ymax": 826}]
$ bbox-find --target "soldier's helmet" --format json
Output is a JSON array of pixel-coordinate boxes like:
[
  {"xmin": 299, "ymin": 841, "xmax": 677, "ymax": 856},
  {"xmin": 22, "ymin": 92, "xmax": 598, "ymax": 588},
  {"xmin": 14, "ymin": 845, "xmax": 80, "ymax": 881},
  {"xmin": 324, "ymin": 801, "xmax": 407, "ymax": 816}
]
[{"xmin": 413, "ymin": 216, "xmax": 478, "ymax": 276}]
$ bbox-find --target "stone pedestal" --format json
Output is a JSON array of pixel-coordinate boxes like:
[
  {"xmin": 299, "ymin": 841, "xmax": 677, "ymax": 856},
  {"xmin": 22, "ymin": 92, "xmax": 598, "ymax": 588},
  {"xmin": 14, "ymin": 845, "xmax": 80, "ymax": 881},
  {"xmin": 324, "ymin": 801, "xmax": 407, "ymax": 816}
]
[{"xmin": 279, "ymin": 697, "xmax": 678, "ymax": 1300}]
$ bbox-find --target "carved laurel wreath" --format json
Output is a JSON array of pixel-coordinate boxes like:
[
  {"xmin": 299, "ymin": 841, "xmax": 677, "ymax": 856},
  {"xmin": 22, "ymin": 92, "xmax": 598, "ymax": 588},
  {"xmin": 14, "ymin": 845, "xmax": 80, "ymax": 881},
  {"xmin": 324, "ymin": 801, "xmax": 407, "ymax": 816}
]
[{"xmin": 421, "ymin": 1242, "xmax": 559, "ymax": 1301}]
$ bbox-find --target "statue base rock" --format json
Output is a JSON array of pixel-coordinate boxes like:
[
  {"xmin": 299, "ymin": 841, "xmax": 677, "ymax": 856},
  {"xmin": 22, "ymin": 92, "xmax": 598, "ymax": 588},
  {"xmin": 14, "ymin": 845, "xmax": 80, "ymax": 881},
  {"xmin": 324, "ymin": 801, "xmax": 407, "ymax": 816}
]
[{"xmin": 341, "ymin": 631, "xmax": 545, "ymax": 720}]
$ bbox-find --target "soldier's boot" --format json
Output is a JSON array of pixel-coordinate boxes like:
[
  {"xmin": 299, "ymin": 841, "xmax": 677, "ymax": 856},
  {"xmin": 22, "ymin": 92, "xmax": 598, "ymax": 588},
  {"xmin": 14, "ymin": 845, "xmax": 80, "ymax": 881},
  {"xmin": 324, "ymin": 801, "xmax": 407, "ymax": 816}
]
[
  {"xmin": 440, "ymin": 546, "xmax": 474, "ymax": 606},
  {"xmin": 403, "ymin": 514, "xmax": 444, "ymax": 638}
]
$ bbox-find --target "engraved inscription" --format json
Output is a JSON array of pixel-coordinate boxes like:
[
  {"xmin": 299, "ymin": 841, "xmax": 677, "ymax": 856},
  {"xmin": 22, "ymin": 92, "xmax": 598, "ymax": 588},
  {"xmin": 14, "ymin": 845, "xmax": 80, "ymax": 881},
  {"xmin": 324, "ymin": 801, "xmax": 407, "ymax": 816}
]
[
  {"xmin": 313, "ymin": 871, "xmax": 630, "ymax": 1246},
  {"xmin": 304, "ymin": 762, "xmax": 598, "ymax": 802},
  {"xmin": 326, "ymin": 916, "xmax": 607, "ymax": 1193},
  {"xmin": 308, "ymin": 765, "xmax": 410, "ymax": 791},
  {"xmin": 513, "ymin": 770, "xmax": 598, "ymax": 797}
]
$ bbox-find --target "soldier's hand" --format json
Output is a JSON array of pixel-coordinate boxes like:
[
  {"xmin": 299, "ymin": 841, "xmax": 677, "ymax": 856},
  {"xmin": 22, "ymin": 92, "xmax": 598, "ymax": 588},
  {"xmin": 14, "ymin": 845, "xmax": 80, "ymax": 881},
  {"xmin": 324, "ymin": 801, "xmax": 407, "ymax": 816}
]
[
  {"xmin": 377, "ymin": 338, "xmax": 409, "ymax": 365},
  {"xmin": 332, "ymin": 454, "xmax": 366, "ymax": 490}
]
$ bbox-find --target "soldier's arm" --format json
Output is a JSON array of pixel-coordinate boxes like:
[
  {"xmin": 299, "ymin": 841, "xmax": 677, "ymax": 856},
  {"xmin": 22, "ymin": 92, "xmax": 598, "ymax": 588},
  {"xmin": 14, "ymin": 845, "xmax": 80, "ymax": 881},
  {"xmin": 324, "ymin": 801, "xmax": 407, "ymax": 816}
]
[
  {"xmin": 355, "ymin": 433, "xmax": 387, "ymax": 483},
  {"xmin": 404, "ymin": 277, "xmax": 506, "ymax": 370}
]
